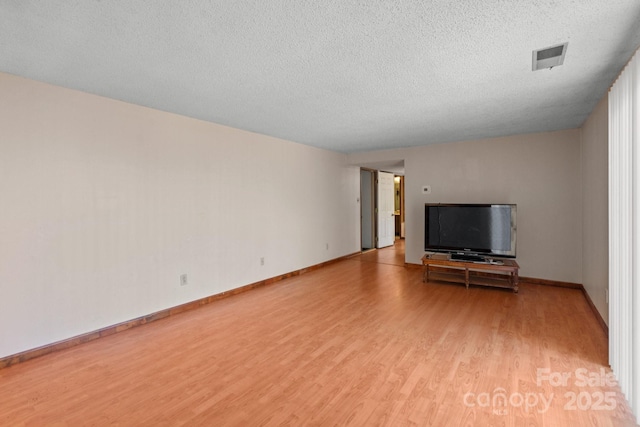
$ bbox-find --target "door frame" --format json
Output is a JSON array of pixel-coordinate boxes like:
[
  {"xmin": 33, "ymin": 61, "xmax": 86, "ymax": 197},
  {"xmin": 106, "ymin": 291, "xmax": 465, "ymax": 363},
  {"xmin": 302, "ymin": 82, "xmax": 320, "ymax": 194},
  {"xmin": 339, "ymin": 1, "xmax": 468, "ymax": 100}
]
[{"xmin": 376, "ymin": 170, "xmax": 396, "ymax": 248}]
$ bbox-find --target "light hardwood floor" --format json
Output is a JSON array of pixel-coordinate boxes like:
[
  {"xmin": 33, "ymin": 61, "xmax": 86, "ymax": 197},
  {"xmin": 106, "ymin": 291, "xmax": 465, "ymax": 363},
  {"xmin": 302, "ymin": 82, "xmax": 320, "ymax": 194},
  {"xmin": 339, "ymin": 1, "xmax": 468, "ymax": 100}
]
[{"xmin": 1, "ymin": 240, "xmax": 637, "ymax": 426}]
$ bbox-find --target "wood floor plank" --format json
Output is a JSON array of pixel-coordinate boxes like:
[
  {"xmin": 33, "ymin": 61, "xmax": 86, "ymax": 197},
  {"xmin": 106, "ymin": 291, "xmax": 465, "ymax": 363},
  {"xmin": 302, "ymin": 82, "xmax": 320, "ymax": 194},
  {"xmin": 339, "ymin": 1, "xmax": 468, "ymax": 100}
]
[{"xmin": 0, "ymin": 240, "xmax": 637, "ymax": 426}]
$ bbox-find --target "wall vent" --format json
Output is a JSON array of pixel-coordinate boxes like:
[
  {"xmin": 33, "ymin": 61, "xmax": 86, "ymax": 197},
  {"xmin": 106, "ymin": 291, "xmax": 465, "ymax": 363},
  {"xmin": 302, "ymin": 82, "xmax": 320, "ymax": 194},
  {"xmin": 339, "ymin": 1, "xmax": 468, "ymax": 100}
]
[{"xmin": 532, "ymin": 43, "xmax": 568, "ymax": 71}]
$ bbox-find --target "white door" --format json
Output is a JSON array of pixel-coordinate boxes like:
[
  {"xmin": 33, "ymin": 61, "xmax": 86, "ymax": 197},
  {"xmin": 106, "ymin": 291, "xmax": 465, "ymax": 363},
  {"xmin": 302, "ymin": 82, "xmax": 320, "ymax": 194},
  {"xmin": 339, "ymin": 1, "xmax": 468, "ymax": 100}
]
[{"xmin": 376, "ymin": 171, "xmax": 395, "ymax": 248}]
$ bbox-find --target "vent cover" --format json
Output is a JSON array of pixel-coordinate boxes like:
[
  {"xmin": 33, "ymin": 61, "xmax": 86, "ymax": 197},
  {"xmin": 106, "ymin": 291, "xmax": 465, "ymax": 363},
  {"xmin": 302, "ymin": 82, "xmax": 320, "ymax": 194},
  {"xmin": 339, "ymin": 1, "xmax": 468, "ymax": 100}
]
[{"xmin": 532, "ymin": 43, "xmax": 568, "ymax": 71}]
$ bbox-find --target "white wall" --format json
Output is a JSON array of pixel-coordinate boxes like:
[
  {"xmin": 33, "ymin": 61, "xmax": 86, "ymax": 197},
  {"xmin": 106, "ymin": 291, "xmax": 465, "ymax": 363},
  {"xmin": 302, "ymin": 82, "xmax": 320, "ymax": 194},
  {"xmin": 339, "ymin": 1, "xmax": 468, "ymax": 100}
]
[
  {"xmin": 580, "ymin": 95, "xmax": 609, "ymax": 325},
  {"xmin": 349, "ymin": 130, "xmax": 583, "ymax": 282},
  {"xmin": 0, "ymin": 72, "xmax": 361, "ymax": 358}
]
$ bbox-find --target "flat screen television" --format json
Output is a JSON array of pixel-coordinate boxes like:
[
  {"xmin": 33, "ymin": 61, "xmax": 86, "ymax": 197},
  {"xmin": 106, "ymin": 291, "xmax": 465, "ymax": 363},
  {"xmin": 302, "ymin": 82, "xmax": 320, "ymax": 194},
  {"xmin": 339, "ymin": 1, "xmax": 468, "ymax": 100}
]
[{"xmin": 424, "ymin": 203, "xmax": 517, "ymax": 259}]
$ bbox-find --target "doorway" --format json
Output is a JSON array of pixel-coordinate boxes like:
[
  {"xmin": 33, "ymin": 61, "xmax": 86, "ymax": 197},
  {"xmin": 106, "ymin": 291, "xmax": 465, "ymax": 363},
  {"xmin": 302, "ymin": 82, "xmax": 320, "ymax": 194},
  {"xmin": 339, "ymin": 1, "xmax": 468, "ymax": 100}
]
[
  {"xmin": 394, "ymin": 175, "xmax": 405, "ymax": 239},
  {"xmin": 360, "ymin": 169, "xmax": 375, "ymax": 251},
  {"xmin": 376, "ymin": 171, "xmax": 396, "ymax": 248},
  {"xmin": 360, "ymin": 169, "xmax": 404, "ymax": 251}
]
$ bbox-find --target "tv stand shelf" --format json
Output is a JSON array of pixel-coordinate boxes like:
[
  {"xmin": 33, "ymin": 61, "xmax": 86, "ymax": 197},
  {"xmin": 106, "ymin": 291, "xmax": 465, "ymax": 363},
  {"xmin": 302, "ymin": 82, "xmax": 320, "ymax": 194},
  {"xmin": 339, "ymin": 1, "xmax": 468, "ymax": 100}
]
[{"xmin": 421, "ymin": 253, "xmax": 519, "ymax": 293}]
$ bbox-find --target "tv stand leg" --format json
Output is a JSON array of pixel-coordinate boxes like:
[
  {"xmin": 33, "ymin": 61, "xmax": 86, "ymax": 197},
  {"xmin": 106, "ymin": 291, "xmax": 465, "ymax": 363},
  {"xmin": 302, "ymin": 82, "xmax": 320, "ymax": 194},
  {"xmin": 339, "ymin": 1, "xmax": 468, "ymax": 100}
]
[
  {"xmin": 513, "ymin": 271, "xmax": 519, "ymax": 293},
  {"xmin": 464, "ymin": 268, "xmax": 469, "ymax": 289}
]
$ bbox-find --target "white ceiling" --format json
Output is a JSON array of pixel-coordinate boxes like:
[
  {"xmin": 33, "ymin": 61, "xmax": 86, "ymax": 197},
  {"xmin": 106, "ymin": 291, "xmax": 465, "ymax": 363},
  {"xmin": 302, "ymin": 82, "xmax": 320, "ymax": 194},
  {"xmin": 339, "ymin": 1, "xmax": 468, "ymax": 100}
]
[{"xmin": 1, "ymin": 1, "xmax": 639, "ymax": 153}]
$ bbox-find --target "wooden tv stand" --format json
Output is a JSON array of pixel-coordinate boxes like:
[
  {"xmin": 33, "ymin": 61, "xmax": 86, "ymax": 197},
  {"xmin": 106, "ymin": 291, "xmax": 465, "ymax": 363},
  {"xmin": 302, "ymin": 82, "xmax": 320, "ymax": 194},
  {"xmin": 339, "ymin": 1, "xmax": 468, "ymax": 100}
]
[{"xmin": 421, "ymin": 253, "xmax": 519, "ymax": 293}]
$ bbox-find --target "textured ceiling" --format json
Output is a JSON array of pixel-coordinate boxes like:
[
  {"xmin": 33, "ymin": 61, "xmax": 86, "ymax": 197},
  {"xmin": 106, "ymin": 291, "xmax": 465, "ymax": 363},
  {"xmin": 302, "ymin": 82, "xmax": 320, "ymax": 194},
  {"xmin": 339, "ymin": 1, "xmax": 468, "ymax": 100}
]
[{"xmin": 1, "ymin": 1, "xmax": 639, "ymax": 153}]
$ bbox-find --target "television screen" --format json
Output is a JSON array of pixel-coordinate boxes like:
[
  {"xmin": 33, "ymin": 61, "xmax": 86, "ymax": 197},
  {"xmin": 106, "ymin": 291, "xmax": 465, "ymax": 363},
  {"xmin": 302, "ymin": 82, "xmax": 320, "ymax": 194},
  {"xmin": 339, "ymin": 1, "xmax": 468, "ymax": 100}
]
[{"xmin": 425, "ymin": 204, "xmax": 517, "ymax": 258}]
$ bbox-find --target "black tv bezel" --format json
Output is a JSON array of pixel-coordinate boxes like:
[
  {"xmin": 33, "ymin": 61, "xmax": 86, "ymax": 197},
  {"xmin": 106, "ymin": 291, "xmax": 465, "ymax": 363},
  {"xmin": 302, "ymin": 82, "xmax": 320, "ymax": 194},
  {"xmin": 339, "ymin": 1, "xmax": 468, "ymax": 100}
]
[{"xmin": 424, "ymin": 203, "xmax": 517, "ymax": 258}]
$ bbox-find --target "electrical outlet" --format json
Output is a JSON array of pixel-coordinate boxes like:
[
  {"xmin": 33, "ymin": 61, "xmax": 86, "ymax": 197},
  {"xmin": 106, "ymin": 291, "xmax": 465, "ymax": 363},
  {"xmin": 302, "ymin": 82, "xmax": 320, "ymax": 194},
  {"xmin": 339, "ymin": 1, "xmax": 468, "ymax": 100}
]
[
  {"xmin": 260, "ymin": 257, "xmax": 264, "ymax": 266},
  {"xmin": 180, "ymin": 274, "xmax": 188, "ymax": 286},
  {"xmin": 605, "ymin": 289, "xmax": 609, "ymax": 304},
  {"xmin": 326, "ymin": 243, "xmax": 329, "ymax": 250}
]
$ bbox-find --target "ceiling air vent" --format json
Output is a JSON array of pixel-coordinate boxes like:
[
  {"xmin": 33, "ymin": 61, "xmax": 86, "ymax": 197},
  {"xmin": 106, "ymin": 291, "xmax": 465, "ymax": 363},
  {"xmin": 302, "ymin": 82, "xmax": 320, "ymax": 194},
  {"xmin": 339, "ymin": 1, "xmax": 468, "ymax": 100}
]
[{"xmin": 532, "ymin": 42, "xmax": 568, "ymax": 71}]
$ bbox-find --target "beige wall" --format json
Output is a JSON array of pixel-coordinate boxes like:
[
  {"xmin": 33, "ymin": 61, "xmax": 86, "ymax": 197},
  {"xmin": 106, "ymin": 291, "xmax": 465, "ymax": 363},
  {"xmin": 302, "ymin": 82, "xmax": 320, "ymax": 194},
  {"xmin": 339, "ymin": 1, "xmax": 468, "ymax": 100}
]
[
  {"xmin": 0, "ymin": 68, "xmax": 609, "ymax": 359},
  {"xmin": 0, "ymin": 72, "xmax": 361, "ymax": 358},
  {"xmin": 580, "ymin": 94, "xmax": 609, "ymax": 325},
  {"xmin": 349, "ymin": 130, "xmax": 583, "ymax": 282}
]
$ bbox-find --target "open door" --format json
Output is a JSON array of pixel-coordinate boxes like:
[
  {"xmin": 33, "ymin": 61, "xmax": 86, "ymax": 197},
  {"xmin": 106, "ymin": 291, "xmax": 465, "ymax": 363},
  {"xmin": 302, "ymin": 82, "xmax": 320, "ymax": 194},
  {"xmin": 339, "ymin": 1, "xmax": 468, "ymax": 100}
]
[{"xmin": 376, "ymin": 171, "xmax": 395, "ymax": 248}]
